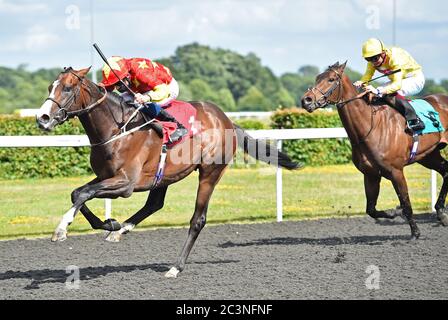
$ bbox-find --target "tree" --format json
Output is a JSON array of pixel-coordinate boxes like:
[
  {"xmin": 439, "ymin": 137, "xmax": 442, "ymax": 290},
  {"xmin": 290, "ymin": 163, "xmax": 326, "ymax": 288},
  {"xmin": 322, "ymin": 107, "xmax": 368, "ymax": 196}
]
[
  {"xmin": 177, "ymin": 81, "xmax": 193, "ymax": 101},
  {"xmin": 421, "ymin": 79, "xmax": 448, "ymax": 96},
  {"xmin": 216, "ymin": 88, "xmax": 236, "ymax": 111},
  {"xmin": 298, "ymin": 65, "xmax": 320, "ymax": 77},
  {"xmin": 188, "ymin": 78, "xmax": 217, "ymax": 102},
  {"xmin": 237, "ymin": 86, "xmax": 271, "ymax": 111},
  {"xmin": 274, "ymin": 87, "xmax": 296, "ymax": 109}
]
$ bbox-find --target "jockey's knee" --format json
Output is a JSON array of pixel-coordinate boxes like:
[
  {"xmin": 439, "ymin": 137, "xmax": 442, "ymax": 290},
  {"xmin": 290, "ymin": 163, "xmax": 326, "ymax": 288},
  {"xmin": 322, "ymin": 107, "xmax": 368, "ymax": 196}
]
[{"xmin": 142, "ymin": 102, "xmax": 162, "ymax": 118}]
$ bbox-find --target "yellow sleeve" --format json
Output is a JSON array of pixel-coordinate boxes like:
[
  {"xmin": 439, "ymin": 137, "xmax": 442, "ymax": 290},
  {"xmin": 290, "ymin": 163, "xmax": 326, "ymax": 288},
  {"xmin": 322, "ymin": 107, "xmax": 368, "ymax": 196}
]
[
  {"xmin": 147, "ymin": 84, "xmax": 170, "ymax": 102},
  {"xmin": 360, "ymin": 63, "xmax": 375, "ymax": 83},
  {"xmin": 383, "ymin": 71, "xmax": 403, "ymax": 94},
  {"xmin": 383, "ymin": 56, "xmax": 403, "ymax": 94}
]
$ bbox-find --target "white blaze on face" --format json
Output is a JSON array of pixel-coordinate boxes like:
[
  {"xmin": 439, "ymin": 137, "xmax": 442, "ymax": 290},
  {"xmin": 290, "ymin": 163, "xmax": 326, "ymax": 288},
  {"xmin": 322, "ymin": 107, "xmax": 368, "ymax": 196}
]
[{"xmin": 36, "ymin": 80, "xmax": 61, "ymax": 118}]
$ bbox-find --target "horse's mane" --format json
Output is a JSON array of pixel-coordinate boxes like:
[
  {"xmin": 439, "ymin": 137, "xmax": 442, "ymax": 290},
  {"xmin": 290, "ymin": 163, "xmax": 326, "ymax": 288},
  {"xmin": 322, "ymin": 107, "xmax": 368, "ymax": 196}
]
[{"xmin": 106, "ymin": 90, "xmax": 129, "ymax": 108}]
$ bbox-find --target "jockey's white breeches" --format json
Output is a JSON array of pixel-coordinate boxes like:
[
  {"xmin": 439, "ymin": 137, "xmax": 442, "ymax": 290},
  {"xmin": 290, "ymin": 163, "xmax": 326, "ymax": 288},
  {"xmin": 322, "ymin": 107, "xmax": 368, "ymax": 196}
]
[{"xmin": 378, "ymin": 71, "xmax": 425, "ymax": 97}]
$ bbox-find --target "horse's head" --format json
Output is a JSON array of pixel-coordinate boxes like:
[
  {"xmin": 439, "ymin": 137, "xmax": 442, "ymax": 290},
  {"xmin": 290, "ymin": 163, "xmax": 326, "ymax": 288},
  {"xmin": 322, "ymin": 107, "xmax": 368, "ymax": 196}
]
[
  {"xmin": 36, "ymin": 66, "xmax": 92, "ymax": 131},
  {"xmin": 301, "ymin": 61, "xmax": 347, "ymax": 112}
]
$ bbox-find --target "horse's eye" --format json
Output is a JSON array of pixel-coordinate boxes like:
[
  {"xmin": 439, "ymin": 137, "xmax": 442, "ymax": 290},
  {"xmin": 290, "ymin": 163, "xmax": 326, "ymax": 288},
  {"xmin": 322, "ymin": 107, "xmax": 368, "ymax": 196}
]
[
  {"xmin": 329, "ymin": 78, "xmax": 335, "ymax": 83},
  {"xmin": 62, "ymin": 86, "xmax": 71, "ymax": 93}
]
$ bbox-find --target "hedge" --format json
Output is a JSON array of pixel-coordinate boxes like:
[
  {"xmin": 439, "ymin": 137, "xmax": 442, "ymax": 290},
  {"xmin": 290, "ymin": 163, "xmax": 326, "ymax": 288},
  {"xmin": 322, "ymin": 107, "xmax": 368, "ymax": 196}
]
[
  {"xmin": 271, "ymin": 108, "xmax": 352, "ymax": 166},
  {"xmin": 0, "ymin": 115, "xmax": 92, "ymax": 179},
  {"xmin": 0, "ymin": 109, "xmax": 352, "ymax": 179}
]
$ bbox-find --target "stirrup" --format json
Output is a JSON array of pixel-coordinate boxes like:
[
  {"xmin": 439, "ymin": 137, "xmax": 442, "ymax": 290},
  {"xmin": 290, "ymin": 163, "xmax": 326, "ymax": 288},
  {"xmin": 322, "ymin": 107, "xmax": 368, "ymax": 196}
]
[
  {"xmin": 168, "ymin": 127, "xmax": 188, "ymax": 144},
  {"xmin": 407, "ymin": 119, "xmax": 425, "ymax": 132}
]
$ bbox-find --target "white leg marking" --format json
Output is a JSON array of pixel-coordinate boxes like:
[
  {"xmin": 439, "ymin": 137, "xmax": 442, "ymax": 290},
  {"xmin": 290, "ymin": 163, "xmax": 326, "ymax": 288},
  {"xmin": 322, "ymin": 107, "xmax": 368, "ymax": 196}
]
[
  {"xmin": 57, "ymin": 207, "xmax": 77, "ymax": 231},
  {"xmin": 119, "ymin": 223, "xmax": 135, "ymax": 234},
  {"xmin": 165, "ymin": 267, "xmax": 180, "ymax": 278}
]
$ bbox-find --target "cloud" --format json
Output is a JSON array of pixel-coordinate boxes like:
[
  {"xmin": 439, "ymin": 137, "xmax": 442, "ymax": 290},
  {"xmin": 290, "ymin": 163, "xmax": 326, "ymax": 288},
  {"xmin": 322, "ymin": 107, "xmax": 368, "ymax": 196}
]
[
  {"xmin": 25, "ymin": 25, "xmax": 61, "ymax": 51},
  {"xmin": 0, "ymin": 25, "xmax": 61, "ymax": 53},
  {"xmin": 0, "ymin": 0, "xmax": 447, "ymax": 81},
  {"xmin": 0, "ymin": 0, "xmax": 47, "ymax": 13}
]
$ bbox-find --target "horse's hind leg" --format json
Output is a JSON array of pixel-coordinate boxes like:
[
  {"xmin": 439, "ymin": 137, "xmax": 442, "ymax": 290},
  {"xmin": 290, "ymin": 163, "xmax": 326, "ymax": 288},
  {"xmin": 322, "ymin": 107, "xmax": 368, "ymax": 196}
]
[
  {"xmin": 390, "ymin": 169, "xmax": 421, "ymax": 240},
  {"xmin": 418, "ymin": 151, "xmax": 448, "ymax": 226},
  {"xmin": 165, "ymin": 164, "xmax": 228, "ymax": 278},
  {"xmin": 364, "ymin": 174, "xmax": 400, "ymax": 220},
  {"xmin": 105, "ymin": 186, "xmax": 168, "ymax": 242}
]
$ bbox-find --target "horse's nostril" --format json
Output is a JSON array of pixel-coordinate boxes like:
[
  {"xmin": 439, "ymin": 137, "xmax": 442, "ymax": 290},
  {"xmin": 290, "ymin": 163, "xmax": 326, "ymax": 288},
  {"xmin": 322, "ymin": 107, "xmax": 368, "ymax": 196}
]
[
  {"xmin": 39, "ymin": 114, "xmax": 50, "ymax": 124},
  {"xmin": 301, "ymin": 96, "xmax": 313, "ymax": 107}
]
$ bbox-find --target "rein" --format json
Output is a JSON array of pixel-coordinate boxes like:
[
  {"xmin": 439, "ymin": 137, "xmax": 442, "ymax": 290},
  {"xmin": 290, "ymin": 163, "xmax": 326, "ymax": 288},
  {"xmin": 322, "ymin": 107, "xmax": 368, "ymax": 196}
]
[
  {"xmin": 47, "ymin": 68, "xmax": 155, "ymax": 147},
  {"xmin": 46, "ymin": 68, "xmax": 107, "ymax": 123},
  {"xmin": 308, "ymin": 67, "xmax": 379, "ymax": 144}
]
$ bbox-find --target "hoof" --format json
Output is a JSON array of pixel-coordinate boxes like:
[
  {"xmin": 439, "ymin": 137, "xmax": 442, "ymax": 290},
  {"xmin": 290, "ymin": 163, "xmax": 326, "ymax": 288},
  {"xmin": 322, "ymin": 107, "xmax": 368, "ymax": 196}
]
[
  {"xmin": 105, "ymin": 231, "xmax": 122, "ymax": 243},
  {"xmin": 436, "ymin": 210, "xmax": 448, "ymax": 227},
  {"xmin": 438, "ymin": 214, "xmax": 448, "ymax": 227},
  {"xmin": 165, "ymin": 267, "xmax": 180, "ymax": 278},
  {"xmin": 410, "ymin": 232, "xmax": 421, "ymax": 241},
  {"xmin": 102, "ymin": 219, "xmax": 121, "ymax": 232},
  {"xmin": 51, "ymin": 228, "xmax": 67, "ymax": 242}
]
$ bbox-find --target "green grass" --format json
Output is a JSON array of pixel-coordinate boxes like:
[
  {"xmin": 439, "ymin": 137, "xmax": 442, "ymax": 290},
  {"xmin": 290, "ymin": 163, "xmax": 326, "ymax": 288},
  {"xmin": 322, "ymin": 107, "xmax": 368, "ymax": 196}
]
[{"xmin": 0, "ymin": 164, "xmax": 438, "ymax": 240}]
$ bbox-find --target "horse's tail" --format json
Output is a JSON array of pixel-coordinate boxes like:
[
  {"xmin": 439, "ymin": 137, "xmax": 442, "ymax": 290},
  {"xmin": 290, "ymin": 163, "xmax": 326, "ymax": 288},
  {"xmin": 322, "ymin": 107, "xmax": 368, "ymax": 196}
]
[{"xmin": 233, "ymin": 124, "xmax": 303, "ymax": 170}]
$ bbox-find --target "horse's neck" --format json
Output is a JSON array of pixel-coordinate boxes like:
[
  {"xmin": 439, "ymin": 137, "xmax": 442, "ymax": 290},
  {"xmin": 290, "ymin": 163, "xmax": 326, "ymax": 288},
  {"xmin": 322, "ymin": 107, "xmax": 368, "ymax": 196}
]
[
  {"xmin": 337, "ymin": 76, "xmax": 375, "ymax": 145},
  {"xmin": 78, "ymin": 83, "xmax": 131, "ymax": 145}
]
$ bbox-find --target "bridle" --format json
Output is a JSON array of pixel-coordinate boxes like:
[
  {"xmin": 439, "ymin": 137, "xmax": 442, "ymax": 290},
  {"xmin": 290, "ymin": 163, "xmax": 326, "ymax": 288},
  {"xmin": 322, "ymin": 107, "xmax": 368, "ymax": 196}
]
[
  {"xmin": 45, "ymin": 67, "xmax": 107, "ymax": 124},
  {"xmin": 307, "ymin": 67, "xmax": 368, "ymax": 110},
  {"xmin": 307, "ymin": 67, "xmax": 377, "ymax": 144}
]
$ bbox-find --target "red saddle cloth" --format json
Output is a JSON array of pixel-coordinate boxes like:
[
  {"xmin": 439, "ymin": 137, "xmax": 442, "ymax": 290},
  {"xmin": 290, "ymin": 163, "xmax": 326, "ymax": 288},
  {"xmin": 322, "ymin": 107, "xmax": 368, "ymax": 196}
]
[{"xmin": 156, "ymin": 100, "xmax": 199, "ymax": 145}]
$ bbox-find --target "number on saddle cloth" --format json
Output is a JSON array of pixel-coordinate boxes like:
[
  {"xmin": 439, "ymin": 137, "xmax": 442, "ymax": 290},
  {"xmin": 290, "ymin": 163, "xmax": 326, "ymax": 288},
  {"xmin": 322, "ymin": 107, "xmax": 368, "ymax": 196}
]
[{"xmin": 409, "ymin": 99, "xmax": 444, "ymax": 135}]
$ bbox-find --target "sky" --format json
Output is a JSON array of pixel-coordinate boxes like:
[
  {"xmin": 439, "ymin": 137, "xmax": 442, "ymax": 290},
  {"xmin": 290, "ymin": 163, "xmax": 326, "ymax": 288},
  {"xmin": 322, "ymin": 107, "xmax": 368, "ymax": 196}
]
[{"xmin": 0, "ymin": 0, "xmax": 447, "ymax": 81}]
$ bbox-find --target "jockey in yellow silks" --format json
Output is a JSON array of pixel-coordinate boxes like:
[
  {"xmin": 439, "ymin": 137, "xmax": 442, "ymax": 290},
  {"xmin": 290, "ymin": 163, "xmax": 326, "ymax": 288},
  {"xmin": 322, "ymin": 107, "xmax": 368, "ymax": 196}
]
[{"xmin": 354, "ymin": 38, "xmax": 426, "ymax": 132}]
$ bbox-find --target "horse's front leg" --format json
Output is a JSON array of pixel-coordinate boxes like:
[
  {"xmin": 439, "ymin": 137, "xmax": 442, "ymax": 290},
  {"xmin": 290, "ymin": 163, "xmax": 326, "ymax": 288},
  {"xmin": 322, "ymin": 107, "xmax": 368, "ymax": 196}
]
[
  {"xmin": 105, "ymin": 186, "xmax": 168, "ymax": 242},
  {"xmin": 364, "ymin": 174, "xmax": 401, "ymax": 220},
  {"xmin": 52, "ymin": 175, "xmax": 135, "ymax": 242},
  {"xmin": 390, "ymin": 169, "xmax": 421, "ymax": 240}
]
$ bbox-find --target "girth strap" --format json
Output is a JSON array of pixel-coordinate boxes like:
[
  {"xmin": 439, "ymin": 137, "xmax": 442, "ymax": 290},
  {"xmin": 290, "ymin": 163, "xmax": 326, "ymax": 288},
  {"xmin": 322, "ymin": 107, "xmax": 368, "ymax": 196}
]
[
  {"xmin": 150, "ymin": 144, "xmax": 168, "ymax": 190},
  {"xmin": 409, "ymin": 134, "xmax": 419, "ymax": 163}
]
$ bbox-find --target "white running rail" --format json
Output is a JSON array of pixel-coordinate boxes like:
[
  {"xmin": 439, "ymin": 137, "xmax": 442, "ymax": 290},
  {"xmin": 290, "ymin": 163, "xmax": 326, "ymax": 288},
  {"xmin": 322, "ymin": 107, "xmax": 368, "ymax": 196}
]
[{"xmin": 0, "ymin": 128, "xmax": 437, "ymax": 221}]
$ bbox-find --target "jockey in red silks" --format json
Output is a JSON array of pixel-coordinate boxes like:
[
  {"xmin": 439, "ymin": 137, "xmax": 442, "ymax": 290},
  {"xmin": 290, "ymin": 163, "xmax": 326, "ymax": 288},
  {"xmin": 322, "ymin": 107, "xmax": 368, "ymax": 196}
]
[
  {"xmin": 354, "ymin": 38, "xmax": 426, "ymax": 133},
  {"xmin": 100, "ymin": 56, "xmax": 188, "ymax": 143}
]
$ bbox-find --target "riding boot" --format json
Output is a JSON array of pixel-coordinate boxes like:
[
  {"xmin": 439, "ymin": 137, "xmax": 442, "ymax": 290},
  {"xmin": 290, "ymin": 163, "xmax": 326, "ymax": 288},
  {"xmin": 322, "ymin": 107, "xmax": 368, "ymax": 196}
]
[
  {"xmin": 156, "ymin": 108, "xmax": 188, "ymax": 143},
  {"xmin": 396, "ymin": 98, "xmax": 425, "ymax": 133}
]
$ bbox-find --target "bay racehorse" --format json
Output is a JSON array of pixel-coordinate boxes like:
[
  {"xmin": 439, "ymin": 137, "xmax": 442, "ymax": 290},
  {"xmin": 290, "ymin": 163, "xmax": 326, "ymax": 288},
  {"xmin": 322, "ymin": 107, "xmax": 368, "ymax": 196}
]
[
  {"xmin": 36, "ymin": 67, "xmax": 300, "ymax": 277},
  {"xmin": 301, "ymin": 62, "xmax": 448, "ymax": 240}
]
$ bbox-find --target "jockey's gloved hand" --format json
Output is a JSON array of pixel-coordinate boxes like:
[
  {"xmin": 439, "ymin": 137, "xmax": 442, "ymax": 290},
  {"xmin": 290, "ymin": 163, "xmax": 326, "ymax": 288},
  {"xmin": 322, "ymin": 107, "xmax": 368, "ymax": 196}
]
[
  {"xmin": 134, "ymin": 93, "xmax": 151, "ymax": 104},
  {"xmin": 365, "ymin": 85, "xmax": 384, "ymax": 97},
  {"xmin": 353, "ymin": 81, "xmax": 364, "ymax": 88}
]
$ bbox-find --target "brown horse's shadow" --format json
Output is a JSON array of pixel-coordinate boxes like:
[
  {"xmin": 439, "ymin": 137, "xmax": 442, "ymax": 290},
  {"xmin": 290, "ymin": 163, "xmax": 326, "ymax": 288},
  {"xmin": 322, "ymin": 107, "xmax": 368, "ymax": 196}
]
[
  {"xmin": 0, "ymin": 260, "xmax": 239, "ymax": 290},
  {"xmin": 218, "ymin": 214, "xmax": 442, "ymax": 248},
  {"xmin": 218, "ymin": 235, "xmax": 411, "ymax": 248}
]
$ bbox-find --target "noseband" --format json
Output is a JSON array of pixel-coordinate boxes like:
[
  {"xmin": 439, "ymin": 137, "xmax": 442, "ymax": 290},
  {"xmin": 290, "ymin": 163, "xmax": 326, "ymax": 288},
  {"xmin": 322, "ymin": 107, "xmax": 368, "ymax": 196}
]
[{"xmin": 46, "ymin": 67, "xmax": 107, "ymax": 123}]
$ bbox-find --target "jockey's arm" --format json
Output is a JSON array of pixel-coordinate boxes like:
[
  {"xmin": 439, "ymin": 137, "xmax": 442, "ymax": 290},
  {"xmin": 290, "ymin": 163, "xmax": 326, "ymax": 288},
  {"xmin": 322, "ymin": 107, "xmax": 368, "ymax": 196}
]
[
  {"xmin": 360, "ymin": 63, "xmax": 375, "ymax": 83},
  {"xmin": 147, "ymin": 83, "xmax": 171, "ymax": 103},
  {"xmin": 381, "ymin": 54, "xmax": 404, "ymax": 95},
  {"xmin": 382, "ymin": 71, "xmax": 404, "ymax": 95}
]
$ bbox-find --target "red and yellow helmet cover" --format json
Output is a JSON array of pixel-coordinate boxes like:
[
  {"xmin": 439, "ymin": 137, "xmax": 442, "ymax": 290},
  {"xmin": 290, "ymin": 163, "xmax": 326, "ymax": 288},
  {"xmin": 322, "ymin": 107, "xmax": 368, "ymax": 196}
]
[{"xmin": 100, "ymin": 56, "xmax": 130, "ymax": 87}]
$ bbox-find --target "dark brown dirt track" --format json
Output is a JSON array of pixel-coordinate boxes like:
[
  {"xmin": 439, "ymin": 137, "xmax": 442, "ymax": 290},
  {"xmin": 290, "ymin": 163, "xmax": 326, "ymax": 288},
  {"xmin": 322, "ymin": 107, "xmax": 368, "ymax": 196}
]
[{"xmin": 0, "ymin": 213, "xmax": 447, "ymax": 300}]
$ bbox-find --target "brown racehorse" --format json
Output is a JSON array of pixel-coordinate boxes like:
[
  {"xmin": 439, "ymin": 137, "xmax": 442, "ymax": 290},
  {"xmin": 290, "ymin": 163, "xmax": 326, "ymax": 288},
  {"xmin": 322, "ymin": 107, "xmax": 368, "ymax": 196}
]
[
  {"xmin": 36, "ymin": 67, "xmax": 300, "ymax": 277},
  {"xmin": 301, "ymin": 62, "xmax": 448, "ymax": 240}
]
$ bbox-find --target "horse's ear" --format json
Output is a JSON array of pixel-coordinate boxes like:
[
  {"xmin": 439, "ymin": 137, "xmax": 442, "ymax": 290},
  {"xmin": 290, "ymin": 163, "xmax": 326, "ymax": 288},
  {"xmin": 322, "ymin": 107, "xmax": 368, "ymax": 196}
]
[
  {"xmin": 76, "ymin": 66, "xmax": 91, "ymax": 78},
  {"xmin": 339, "ymin": 61, "xmax": 348, "ymax": 71}
]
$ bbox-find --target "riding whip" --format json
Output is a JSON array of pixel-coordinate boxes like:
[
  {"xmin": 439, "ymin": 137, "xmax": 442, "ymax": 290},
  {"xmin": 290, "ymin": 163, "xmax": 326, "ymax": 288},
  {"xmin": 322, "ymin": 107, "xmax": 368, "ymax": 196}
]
[
  {"xmin": 363, "ymin": 69, "xmax": 402, "ymax": 84},
  {"xmin": 92, "ymin": 43, "xmax": 136, "ymax": 96}
]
